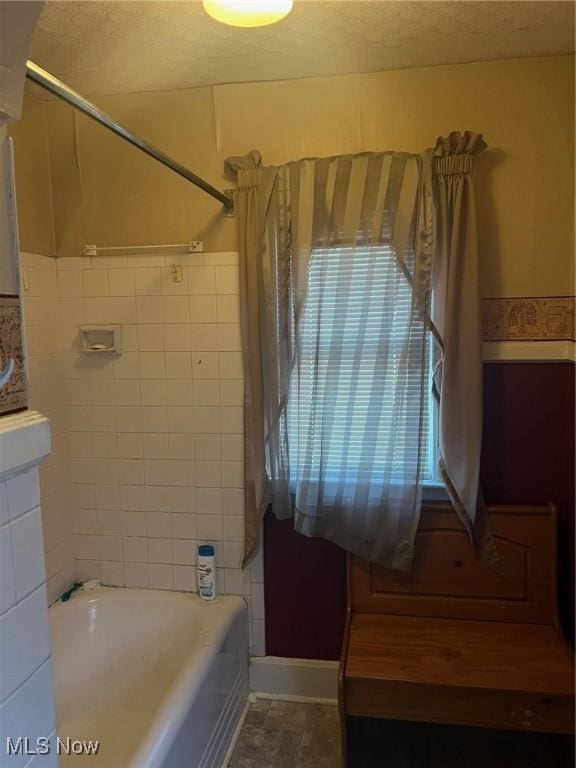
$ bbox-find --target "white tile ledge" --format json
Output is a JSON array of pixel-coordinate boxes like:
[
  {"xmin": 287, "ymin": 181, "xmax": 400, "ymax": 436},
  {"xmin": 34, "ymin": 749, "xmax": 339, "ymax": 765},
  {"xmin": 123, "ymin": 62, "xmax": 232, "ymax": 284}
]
[{"xmin": 0, "ymin": 410, "xmax": 51, "ymax": 479}]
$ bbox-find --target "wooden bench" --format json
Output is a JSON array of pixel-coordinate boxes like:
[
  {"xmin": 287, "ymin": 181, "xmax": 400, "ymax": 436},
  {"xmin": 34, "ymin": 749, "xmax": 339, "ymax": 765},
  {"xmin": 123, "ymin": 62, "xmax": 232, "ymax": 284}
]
[{"xmin": 338, "ymin": 503, "xmax": 575, "ymax": 765}]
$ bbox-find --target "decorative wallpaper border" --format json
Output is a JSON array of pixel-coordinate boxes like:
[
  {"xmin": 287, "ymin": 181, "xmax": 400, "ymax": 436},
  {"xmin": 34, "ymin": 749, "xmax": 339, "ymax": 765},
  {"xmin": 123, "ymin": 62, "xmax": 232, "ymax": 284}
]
[
  {"xmin": 0, "ymin": 295, "xmax": 27, "ymax": 415},
  {"xmin": 481, "ymin": 296, "xmax": 575, "ymax": 342}
]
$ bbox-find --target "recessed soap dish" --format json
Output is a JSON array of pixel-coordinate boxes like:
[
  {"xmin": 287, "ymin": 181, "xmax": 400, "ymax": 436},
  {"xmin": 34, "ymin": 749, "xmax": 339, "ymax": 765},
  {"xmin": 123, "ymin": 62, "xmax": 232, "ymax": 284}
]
[{"xmin": 80, "ymin": 325, "xmax": 122, "ymax": 355}]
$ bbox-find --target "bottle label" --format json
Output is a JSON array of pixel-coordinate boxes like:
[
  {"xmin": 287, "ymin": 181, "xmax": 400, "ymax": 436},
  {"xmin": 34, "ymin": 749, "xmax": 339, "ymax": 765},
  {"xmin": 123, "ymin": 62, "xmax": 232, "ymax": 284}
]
[{"xmin": 198, "ymin": 561, "xmax": 214, "ymax": 598}]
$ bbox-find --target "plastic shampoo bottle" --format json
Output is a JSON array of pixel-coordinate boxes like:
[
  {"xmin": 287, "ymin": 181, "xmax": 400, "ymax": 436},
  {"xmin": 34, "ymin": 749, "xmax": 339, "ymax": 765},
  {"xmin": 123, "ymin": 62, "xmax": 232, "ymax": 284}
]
[{"xmin": 197, "ymin": 544, "xmax": 216, "ymax": 601}]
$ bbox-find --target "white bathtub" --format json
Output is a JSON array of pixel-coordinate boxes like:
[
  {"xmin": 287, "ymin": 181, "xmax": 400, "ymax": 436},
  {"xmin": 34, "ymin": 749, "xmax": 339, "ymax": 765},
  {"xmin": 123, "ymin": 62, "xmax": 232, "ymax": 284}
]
[{"xmin": 49, "ymin": 587, "xmax": 249, "ymax": 768}]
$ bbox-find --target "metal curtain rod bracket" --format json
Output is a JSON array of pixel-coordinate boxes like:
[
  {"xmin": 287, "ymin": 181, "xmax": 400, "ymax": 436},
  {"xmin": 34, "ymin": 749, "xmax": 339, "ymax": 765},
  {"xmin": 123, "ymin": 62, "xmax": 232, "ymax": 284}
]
[
  {"xmin": 25, "ymin": 60, "xmax": 234, "ymax": 213},
  {"xmin": 223, "ymin": 190, "xmax": 236, "ymax": 217}
]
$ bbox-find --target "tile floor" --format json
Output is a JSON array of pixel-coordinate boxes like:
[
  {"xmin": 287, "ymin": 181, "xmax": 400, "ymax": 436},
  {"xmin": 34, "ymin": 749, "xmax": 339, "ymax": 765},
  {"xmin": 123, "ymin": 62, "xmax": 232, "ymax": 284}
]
[
  {"xmin": 228, "ymin": 699, "xmax": 341, "ymax": 768},
  {"xmin": 228, "ymin": 702, "xmax": 574, "ymax": 768}
]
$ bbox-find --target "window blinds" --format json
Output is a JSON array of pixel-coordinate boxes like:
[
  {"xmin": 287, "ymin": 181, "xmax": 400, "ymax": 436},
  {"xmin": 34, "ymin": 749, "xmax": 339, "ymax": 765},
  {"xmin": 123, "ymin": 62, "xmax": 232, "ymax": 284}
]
[{"xmin": 287, "ymin": 245, "xmax": 434, "ymax": 488}]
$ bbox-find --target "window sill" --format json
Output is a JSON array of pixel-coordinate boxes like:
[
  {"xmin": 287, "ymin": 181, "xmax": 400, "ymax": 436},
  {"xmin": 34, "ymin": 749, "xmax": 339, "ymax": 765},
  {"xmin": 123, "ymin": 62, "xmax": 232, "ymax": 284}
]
[
  {"xmin": 422, "ymin": 482, "xmax": 449, "ymax": 502},
  {"xmin": 287, "ymin": 478, "xmax": 449, "ymax": 502}
]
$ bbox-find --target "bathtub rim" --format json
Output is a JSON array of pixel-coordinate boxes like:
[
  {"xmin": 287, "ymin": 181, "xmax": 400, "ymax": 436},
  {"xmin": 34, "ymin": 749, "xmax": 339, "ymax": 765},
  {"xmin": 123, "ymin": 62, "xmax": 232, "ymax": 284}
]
[
  {"xmin": 133, "ymin": 592, "xmax": 247, "ymax": 768},
  {"xmin": 49, "ymin": 586, "xmax": 248, "ymax": 768}
]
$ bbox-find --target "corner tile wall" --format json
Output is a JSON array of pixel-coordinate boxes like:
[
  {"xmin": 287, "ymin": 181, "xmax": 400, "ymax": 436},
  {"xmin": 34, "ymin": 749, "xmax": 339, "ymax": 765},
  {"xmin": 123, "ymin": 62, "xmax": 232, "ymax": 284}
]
[
  {"xmin": 31, "ymin": 249, "xmax": 264, "ymax": 654},
  {"xmin": 20, "ymin": 253, "xmax": 74, "ymax": 604},
  {"xmin": 0, "ymin": 448, "xmax": 57, "ymax": 766}
]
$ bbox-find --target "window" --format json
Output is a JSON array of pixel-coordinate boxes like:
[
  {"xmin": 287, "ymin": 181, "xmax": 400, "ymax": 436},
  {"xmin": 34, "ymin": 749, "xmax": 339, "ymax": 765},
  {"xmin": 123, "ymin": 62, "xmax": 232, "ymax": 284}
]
[{"xmin": 286, "ymin": 244, "xmax": 443, "ymax": 498}]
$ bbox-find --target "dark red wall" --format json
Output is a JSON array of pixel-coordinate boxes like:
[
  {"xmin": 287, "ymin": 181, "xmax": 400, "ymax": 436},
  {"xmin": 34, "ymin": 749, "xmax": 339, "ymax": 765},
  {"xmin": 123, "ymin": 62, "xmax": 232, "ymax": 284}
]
[
  {"xmin": 263, "ymin": 361, "xmax": 575, "ymax": 659},
  {"xmin": 481, "ymin": 362, "xmax": 575, "ymax": 644},
  {"xmin": 263, "ymin": 510, "xmax": 347, "ymax": 660}
]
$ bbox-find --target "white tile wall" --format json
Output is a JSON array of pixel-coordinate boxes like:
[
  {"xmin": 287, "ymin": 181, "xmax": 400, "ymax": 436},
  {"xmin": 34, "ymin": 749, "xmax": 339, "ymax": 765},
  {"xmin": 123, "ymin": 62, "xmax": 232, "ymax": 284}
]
[
  {"xmin": 21, "ymin": 253, "xmax": 74, "ymax": 604},
  {"xmin": 21, "ymin": 250, "xmax": 265, "ymax": 655},
  {"xmin": 0, "ymin": 463, "xmax": 56, "ymax": 765}
]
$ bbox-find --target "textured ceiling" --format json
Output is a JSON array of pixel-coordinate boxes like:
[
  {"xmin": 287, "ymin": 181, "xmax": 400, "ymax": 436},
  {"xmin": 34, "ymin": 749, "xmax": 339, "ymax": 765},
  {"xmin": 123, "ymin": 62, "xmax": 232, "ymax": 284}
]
[{"xmin": 30, "ymin": 0, "xmax": 575, "ymax": 96}]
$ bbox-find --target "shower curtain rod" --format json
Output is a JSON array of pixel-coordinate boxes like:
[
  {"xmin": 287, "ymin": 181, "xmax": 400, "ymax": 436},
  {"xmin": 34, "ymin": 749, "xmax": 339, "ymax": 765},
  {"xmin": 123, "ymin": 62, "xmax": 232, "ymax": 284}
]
[{"xmin": 25, "ymin": 61, "xmax": 234, "ymax": 212}]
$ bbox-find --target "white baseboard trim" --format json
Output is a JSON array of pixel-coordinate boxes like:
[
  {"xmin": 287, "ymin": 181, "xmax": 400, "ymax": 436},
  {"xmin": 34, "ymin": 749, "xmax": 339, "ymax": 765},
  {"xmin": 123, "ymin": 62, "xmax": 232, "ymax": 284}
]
[
  {"xmin": 251, "ymin": 691, "xmax": 338, "ymax": 706},
  {"xmin": 249, "ymin": 656, "xmax": 339, "ymax": 704}
]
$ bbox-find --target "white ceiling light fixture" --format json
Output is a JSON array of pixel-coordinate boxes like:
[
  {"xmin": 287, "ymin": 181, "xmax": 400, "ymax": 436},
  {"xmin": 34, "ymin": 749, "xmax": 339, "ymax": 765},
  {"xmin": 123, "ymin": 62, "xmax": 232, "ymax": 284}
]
[{"xmin": 202, "ymin": 0, "xmax": 293, "ymax": 28}]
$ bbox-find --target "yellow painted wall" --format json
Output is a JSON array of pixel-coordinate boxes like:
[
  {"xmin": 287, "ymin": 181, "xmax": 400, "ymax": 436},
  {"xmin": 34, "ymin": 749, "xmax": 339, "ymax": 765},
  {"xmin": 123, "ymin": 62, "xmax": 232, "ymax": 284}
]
[
  {"xmin": 214, "ymin": 56, "xmax": 574, "ymax": 298},
  {"xmin": 9, "ymin": 90, "xmax": 55, "ymax": 256},
  {"xmin": 46, "ymin": 88, "xmax": 237, "ymax": 257},
  {"xmin": 15, "ymin": 55, "xmax": 576, "ymax": 296}
]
